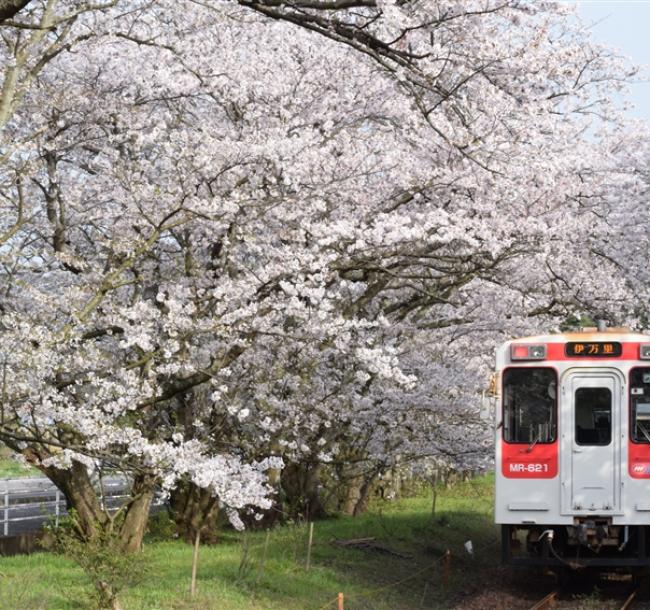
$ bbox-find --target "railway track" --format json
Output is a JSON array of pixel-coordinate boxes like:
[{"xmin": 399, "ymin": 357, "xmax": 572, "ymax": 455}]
[
  {"xmin": 527, "ymin": 582, "xmax": 641, "ymax": 610},
  {"xmin": 528, "ymin": 589, "xmax": 558, "ymax": 610},
  {"xmin": 620, "ymin": 586, "xmax": 639, "ymax": 610}
]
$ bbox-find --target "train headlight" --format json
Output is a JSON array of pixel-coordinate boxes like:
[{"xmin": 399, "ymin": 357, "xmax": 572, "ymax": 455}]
[
  {"xmin": 510, "ymin": 344, "xmax": 547, "ymax": 361},
  {"xmin": 640, "ymin": 344, "xmax": 650, "ymax": 360}
]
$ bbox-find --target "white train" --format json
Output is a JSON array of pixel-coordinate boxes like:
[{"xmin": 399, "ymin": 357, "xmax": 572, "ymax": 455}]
[{"xmin": 495, "ymin": 328, "xmax": 650, "ymax": 567}]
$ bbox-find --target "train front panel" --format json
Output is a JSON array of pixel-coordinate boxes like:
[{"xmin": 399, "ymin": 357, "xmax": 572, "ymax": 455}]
[{"xmin": 495, "ymin": 331, "xmax": 650, "ymax": 566}]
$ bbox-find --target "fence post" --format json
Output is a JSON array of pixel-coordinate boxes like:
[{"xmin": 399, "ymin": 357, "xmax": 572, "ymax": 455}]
[
  {"xmin": 442, "ymin": 549, "xmax": 451, "ymax": 588},
  {"xmin": 3, "ymin": 487, "xmax": 8, "ymax": 537},
  {"xmin": 306, "ymin": 522, "xmax": 314, "ymax": 570},
  {"xmin": 255, "ymin": 530, "xmax": 271, "ymax": 587},
  {"xmin": 55, "ymin": 489, "xmax": 61, "ymax": 528}
]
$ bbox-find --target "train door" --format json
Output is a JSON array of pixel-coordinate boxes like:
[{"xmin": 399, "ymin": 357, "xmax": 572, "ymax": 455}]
[{"xmin": 561, "ymin": 369, "xmax": 622, "ymax": 513}]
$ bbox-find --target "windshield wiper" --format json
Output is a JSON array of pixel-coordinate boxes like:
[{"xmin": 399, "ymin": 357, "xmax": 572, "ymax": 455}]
[{"xmin": 526, "ymin": 431, "xmax": 541, "ymax": 453}]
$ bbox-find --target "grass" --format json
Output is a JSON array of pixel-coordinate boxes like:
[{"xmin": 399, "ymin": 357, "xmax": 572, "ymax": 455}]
[
  {"xmin": 0, "ymin": 474, "xmax": 498, "ymax": 610},
  {"xmin": 0, "ymin": 458, "xmax": 39, "ymax": 479},
  {"xmin": 0, "ymin": 445, "xmax": 39, "ymax": 478}
]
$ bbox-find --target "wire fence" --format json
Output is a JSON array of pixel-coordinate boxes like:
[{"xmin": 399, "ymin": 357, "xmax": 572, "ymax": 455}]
[
  {"xmin": 317, "ymin": 558, "xmax": 441, "ymax": 610},
  {"xmin": 316, "ymin": 528, "xmax": 500, "ymax": 609},
  {"xmin": 0, "ymin": 477, "xmax": 135, "ymax": 538}
]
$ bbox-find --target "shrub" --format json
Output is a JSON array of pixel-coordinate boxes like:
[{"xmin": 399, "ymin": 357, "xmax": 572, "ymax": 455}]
[{"xmin": 47, "ymin": 512, "xmax": 150, "ymax": 610}]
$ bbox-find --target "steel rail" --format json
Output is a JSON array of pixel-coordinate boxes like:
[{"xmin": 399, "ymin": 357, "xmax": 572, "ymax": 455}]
[
  {"xmin": 528, "ymin": 590, "xmax": 558, "ymax": 610},
  {"xmin": 620, "ymin": 586, "xmax": 638, "ymax": 610}
]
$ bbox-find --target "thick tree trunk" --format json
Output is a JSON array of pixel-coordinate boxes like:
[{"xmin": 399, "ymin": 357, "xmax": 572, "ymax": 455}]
[
  {"xmin": 120, "ymin": 473, "xmax": 157, "ymax": 552},
  {"xmin": 341, "ymin": 474, "xmax": 363, "ymax": 516},
  {"xmin": 337, "ymin": 464, "xmax": 381, "ymax": 516},
  {"xmin": 281, "ymin": 461, "xmax": 326, "ymax": 521},
  {"xmin": 352, "ymin": 475, "xmax": 374, "ymax": 517},
  {"xmin": 169, "ymin": 481, "xmax": 220, "ymax": 544},
  {"xmin": 40, "ymin": 460, "xmax": 156, "ymax": 552},
  {"xmin": 41, "ymin": 460, "xmax": 109, "ymax": 539}
]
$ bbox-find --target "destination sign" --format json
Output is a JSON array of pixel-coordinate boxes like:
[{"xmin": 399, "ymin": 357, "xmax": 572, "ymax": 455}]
[{"xmin": 565, "ymin": 342, "xmax": 622, "ymax": 357}]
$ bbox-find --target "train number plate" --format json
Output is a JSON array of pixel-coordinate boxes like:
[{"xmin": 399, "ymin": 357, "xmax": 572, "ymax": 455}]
[{"xmin": 508, "ymin": 463, "xmax": 550, "ymax": 474}]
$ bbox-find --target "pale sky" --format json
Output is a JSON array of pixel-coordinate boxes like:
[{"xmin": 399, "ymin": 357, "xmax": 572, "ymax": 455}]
[{"xmin": 573, "ymin": 0, "xmax": 650, "ymax": 122}]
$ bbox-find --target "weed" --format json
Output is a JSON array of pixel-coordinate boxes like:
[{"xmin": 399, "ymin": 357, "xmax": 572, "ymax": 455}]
[
  {"xmin": 147, "ymin": 511, "xmax": 178, "ymax": 542},
  {"xmin": 572, "ymin": 588, "xmax": 604, "ymax": 609},
  {"xmin": 0, "ymin": 572, "xmax": 48, "ymax": 609}
]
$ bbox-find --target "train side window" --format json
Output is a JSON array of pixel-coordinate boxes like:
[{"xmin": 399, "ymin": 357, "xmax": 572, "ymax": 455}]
[
  {"xmin": 503, "ymin": 368, "xmax": 556, "ymax": 444},
  {"xmin": 575, "ymin": 387, "xmax": 611, "ymax": 446},
  {"xmin": 630, "ymin": 368, "xmax": 650, "ymax": 444}
]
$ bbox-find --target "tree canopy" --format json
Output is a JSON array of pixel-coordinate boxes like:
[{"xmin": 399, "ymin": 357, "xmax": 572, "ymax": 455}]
[{"xmin": 0, "ymin": 0, "xmax": 647, "ymax": 541}]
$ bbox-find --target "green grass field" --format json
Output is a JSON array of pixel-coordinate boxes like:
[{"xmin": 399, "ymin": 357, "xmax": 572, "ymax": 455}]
[
  {"xmin": 0, "ymin": 458, "xmax": 38, "ymax": 479},
  {"xmin": 0, "ymin": 446, "xmax": 39, "ymax": 478},
  {"xmin": 0, "ymin": 475, "xmax": 498, "ymax": 610}
]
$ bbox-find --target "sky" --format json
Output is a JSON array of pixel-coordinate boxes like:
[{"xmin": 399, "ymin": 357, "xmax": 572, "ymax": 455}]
[{"xmin": 573, "ymin": 1, "xmax": 650, "ymax": 122}]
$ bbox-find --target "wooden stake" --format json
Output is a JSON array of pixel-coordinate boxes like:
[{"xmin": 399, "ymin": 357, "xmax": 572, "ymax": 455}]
[
  {"xmin": 338, "ymin": 592, "xmax": 344, "ymax": 610},
  {"xmin": 442, "ymin": 549, "xmax": 451, "ymax": 589},
  {"xmin": 306, "ymin": 522, "xmax": 314, "ymax": 571},
  {"xmin": 255, "ymin": 530, "xmax": 271, "ymax": 586},
  {"xmin": 420, "ymin": 581, "xmax": 430, "ymax": 607},
  {"xmin": 190, "ymin": 529, "xmax": 201, "ymax": 598}
]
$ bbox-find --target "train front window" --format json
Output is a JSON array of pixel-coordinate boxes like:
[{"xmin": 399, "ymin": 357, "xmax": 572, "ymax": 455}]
[
  {"xmin": 503, "ymin": 368, "xmax": 556, "ymax": 444},
  {"xmin": 630, "ymin": 368, "xmax": 650, "ymax": 443},
  {"xmin": 575, "ymin": 388, "xmax": 611, "ymax": 446}
]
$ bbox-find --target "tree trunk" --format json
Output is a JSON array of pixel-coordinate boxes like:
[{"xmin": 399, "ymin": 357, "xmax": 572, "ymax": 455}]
[
  {"xmin": 119, "ymin": 473, "xmax": 157, "ymax": 552},
  {"xmin": 169, "ymin": 481, "xmax": 220, "ymax": 544},
  {"xmin": 352, "ymin": 475, "xmax": 375, "ymax": 517},
  {"xmin": 281, "ymin": 461, "xmax": 326, "ymax": 521},
  {"xmin": 40, "ymin": 460, "xmax": 156, "ymax": 553},
  {"xmin": 97, "ymin": 581, "xmax": 124, "ymax": 610},
  {"xmin": 342, "ymin": 474, "xmax": 363, "ymax": 516},
  {"xmin": 41, "ymin": 460, "xmax": 109, "ymax": 539}
]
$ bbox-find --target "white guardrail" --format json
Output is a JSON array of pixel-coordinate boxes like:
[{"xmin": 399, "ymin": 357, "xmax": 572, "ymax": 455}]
[{"xmin": 0, "ymin": 477, "xmax": 131, "ymax": 538}]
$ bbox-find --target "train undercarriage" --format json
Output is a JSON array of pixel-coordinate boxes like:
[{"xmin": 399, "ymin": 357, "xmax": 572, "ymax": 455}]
[{"xmin": 502, "ymin": 522, "xmax": 650, "ymax": 567}]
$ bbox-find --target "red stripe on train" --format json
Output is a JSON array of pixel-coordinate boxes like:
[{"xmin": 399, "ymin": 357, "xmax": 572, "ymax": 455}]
[
  {"xmin": 545, "ymin": 342, "xmax": 640, "ymax": 360},
  {"xmin": 501, "ymin": 441, "xmax": 558, "ymax": 479}
]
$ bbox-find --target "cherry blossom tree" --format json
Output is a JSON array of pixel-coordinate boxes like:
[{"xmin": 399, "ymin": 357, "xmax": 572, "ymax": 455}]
[{"xmin": 0, "ymin": 0, "xmax": 642, "ymax": 558}]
